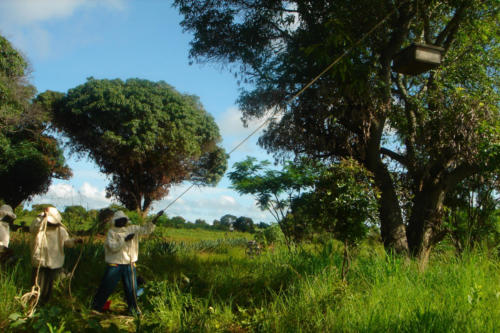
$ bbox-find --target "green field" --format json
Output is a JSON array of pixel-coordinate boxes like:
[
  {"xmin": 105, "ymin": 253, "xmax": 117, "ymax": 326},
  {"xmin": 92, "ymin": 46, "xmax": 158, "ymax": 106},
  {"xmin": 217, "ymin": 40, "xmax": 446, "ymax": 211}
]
[{"xmin": 1, "ymin": 226, "xmax": 499, "ymax": 332}]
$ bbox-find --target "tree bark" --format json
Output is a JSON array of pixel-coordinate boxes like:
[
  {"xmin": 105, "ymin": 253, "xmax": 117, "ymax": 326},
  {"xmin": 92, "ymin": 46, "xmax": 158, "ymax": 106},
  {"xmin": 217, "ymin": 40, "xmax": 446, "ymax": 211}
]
[
  {"xmin": 364, "ymin": 120, "xmax": 409, "ymax": 254},
  {"xmin": 406, "ymin": 185, "xmax": 447, "ymax": 265},
  {"xmin": 372, "ymin": 162, "xmax": 409, "ymax": 254}
]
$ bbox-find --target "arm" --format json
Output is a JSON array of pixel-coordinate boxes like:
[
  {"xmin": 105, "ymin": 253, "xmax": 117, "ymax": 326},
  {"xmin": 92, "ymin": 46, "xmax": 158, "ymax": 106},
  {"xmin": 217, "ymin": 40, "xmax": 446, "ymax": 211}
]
[
  {"xmin": 105, "ymin": 231, "xmax": 127, "ymax": 252},
  {"xmin": 0, "ymin": 222, "xmax": 9, "ymax": 247},
  {"xmin": 60, "ymin": 227, "xmax": 77, "ymax": 248},
  {"xmin": 129, "ymin": 222, "xmax": 156, "ymax": 237},
  {"xmin": 29, "ymin": 216, "xmax": 43, "ymax": 234}
]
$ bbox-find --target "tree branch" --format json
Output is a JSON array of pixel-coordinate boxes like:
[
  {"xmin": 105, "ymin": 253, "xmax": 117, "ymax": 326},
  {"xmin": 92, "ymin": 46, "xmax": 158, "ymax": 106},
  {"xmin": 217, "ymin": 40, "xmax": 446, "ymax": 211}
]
[
  {"xmin": 380, "ymin": 147, "xmax": 408, "ymax": 166},
  {"xmin": 435, "ymin": 4, "xmax": 467, "ymax": 51},
  {"xmin": 442, "ymin": 163, "xmax": 480, "ymax": 190}
]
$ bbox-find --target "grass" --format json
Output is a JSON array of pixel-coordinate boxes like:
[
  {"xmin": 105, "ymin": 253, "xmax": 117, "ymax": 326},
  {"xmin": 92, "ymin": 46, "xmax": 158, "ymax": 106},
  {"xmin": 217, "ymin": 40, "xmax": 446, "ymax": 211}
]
[{"xmin": 0, "ymin": 226, "xmax": 499, "ymax": 332}]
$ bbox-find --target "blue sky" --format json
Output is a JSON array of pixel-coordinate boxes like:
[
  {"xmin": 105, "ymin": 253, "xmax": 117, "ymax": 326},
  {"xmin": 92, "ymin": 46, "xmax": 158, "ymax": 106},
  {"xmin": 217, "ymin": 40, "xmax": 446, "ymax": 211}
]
[{"xmin": 0, "ymin": 0, "xmax": 275, "ymax": 223}]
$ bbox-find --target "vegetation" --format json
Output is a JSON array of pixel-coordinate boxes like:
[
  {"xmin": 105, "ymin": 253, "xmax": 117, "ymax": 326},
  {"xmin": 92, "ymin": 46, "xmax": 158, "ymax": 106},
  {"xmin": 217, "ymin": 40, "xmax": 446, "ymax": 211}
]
[
  {"xmin": 0, "ymin": 34, "xmax": 71, "ymax": 207},
  {"xmin": 0, "ymin": 2, "xmax": 498, "ymax": 331},
  {"xmin": 37, "ymin": 78, "xmax": 227, "ymax": 217},
  {"xmin": 175, "ymin": 0, "xmax": 500, "ymax": 260},
  {"xmin": 0, "ymin": 220, "xmax": 499, "ymax": 332}
]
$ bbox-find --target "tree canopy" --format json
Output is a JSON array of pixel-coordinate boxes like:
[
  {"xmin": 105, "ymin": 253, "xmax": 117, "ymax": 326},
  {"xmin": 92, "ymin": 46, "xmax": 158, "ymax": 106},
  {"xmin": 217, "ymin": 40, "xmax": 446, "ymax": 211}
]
[
  {"xmin": 40, "ymin": 78, "xmax": 227, "ymax": 216},
  {"xmin": 175, "ymin": 0, "xmax": 499, "ymax": 260},
  {"xmin": 0, "ymin": 34, "xmax": 70, "ymax": 207}
]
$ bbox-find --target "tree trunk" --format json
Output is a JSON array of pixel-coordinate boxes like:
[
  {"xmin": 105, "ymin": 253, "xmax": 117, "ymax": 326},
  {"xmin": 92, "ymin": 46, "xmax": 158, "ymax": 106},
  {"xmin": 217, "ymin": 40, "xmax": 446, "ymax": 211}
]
[
  {"xmin": 376, "ymin": 167, "xmax": 409, "ymax": 255},
  {"xmin": 407, "ymin": 185, "xmax": 447, "ymax": 267},
  {"xmin": 366, "ymin": 145, "xmax": 409, "ymax": 254}
]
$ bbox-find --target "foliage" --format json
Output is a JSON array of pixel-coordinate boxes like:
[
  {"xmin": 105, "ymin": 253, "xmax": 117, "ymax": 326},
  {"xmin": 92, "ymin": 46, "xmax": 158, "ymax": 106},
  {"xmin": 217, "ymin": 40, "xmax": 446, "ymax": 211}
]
[
  {"xmin": 0, "ymin": 35, "xmax": 70, "ymax": 207},
  {"xmin": 1, "ymin": 227, "xmax": 499, "ymax": 332},
  {"xmin": 282, "ymin": 158, "xmax": 379, "ymax": 244},
  {"xmin": 444, "ymin": 173, "xmax": 500, "ymax": 254},
  {"xmin": 62, "ymin": 205, "xmax": 99, "ymax": 232},
  {"xmin": 0, "ymin": 34, "xmax": 37, "ymax": 132},
  {"xmin": 39, "ymin": 78, "xmax": 227, "ymax": 216},
  {"xmin": 175, "ymin": 0, "xmax": 500, "ymax": 259},
  {"xmin": 214, "ymin": 214, "xmax": 237, "ymax": 231},
  {"xmin": 228, "ymin": 156, "xmax": 317, "ymax": 223},
  {"xmin": 255, "ymin": 223, "xmax": 285, "ymax": 246},
  {"xmin": 234, "ymin": 216, "xmax": 255, "ymax": 233}
]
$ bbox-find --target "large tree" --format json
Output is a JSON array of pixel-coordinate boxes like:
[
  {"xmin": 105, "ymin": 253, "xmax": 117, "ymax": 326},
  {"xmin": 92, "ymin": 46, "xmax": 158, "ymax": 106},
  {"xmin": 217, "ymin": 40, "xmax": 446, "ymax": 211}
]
[
  {"xmin": 175, "ymin": 0, "xmax": 499, "ymax": 260},
  {"xmin": 39, "ymin": 78, "xmax": 227, "ymax": 217},
  {"xmin": 0, "ymin": 35, "xmax": 71, "ymax": 207}
]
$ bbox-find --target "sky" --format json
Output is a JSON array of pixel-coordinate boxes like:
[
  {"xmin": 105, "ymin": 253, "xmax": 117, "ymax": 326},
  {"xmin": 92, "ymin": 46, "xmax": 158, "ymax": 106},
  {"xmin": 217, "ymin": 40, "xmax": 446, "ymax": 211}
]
[{"xmin": 0, "ymin": 0, "xmax": 275, "ymax": 223}]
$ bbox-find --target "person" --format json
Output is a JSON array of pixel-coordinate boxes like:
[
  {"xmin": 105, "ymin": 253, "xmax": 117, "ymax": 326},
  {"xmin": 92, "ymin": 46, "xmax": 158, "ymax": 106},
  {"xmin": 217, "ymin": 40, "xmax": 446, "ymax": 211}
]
[
  {"xmin": 0, "ymin": 204, "xmax": 16, "ymax": 263},
  {"xmin": 92, "ymin": 210, "xmax": 156, "ymax": 315},
  {"xmin": 30, "ymin": 206, "xmax": 82, "ymax": 305}
]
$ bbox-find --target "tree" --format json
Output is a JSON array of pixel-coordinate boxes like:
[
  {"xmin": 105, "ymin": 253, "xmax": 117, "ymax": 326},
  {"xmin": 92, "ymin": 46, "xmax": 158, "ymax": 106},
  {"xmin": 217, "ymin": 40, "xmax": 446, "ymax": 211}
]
[
  {"xmin": 0, "ymin": 35, "xmax": 70, "ymax": 207},
  {"xmin": 63, "ymin": 205, "xmax": 89, "ymax": 231},
  {"xmin": 257, "ymin": 222, "xmax": 270, "ymax": 229},
  {"xmin": 170, "ymin": 216, "xmax": 187, "ymax": 228},
  {"xmin": 175, "ymin": 0, "xmax": 499, "ymax": 261},
  {"xmin": 219, "ymin": 214, "xmax": 237, "ymax": 230},
  {"xmin": 40, "ymin": 78, "xmax": 227, "ymax": 217},
  {"xmin": 284, "ymin": 159, "xmax": 379, "ymax": 242},
  {"xmin": 444, "ymin": 173, "xmax": 500, "ymax": 254},
  {"xmin": 195, "ymin": 218, "xmax": 208, "ymax": 228},
  {"xmin": 234, "ymin": 216, "xmax": 255, "ymax": 233},
  {"xmin": 284, "ymin": 158, "xmax": 379, "ymax": 278},
  {"xmin": 228, "ymin": 156, "xmax": 317, "ymax": 223}
]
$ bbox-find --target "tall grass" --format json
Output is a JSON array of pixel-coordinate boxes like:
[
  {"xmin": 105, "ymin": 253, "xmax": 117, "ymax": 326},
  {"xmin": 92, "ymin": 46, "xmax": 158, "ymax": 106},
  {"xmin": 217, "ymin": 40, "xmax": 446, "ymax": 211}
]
[{"xmin": 0, "ymin": 227, "xmax": 498, "ymax": 332}]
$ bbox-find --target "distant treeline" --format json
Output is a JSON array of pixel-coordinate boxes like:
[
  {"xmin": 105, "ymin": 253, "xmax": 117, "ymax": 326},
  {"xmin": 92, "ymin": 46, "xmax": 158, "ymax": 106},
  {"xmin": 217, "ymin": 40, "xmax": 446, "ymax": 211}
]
[{"xmin": 10, "ymin": 203, "xmax": 270, "ymax": 234}]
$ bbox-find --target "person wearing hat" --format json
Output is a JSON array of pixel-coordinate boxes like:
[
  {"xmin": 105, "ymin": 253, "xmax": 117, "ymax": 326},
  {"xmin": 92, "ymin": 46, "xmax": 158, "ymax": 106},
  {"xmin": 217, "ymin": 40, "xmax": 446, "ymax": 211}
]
[
  {"xmin": 91, "ymin": 210, "xmax": 156, "ymax": 315},
  {"xmin": 30, "ymin": 206, "xmax": 82, "ymax": 305},
  {"xmin": 0, "ymin": 204, "xmax": 16, "ymax": 262}
]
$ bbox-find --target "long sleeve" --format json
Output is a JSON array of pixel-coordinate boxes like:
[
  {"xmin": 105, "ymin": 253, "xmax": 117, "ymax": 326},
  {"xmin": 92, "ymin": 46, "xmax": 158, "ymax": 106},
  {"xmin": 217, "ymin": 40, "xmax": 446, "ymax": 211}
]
[
  {"xmin": 30, "ymin": 216, "xmax": 43, "ymax": 234},
  {"xmin": 105, "ymin": 230, "xmax": 126, "ymax": 253},
  {"xmin": 130, "ymin": 222, "xmax": 156, "ymax": 237},
  {"xmin": 0, "ymin": 222, "xmax": 9, "ymax": 247},
  {"xmin": 60, "ymin": 227, "xmax": 76, "ymax": 248}
]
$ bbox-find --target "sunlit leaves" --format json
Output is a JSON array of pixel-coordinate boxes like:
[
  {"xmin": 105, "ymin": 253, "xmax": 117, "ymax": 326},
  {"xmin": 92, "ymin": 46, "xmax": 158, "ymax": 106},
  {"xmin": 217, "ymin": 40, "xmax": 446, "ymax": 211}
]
[{"xmin": 44, "ymin": 78, "xmax": 227, "ymax": 214}]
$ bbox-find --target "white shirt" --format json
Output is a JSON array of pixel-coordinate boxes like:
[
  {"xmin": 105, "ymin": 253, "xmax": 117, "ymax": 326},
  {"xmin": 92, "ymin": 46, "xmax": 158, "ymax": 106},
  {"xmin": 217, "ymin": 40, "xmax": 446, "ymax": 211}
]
[
  {"xmin": 0, "ymin": 221, "xmax": 9, "ymax": 247},
  {"xmin": 104, "ymin": 222, "xmax": 155, "ymax": 264},
  {"xmin": 30, "ymin": 217, "xmax": 75, "ymax": 269}
]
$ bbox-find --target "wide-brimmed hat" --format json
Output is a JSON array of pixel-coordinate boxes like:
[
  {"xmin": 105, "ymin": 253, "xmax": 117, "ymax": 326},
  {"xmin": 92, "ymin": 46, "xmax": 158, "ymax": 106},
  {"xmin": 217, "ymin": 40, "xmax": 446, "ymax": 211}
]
[
  {"xmin": 0, "ymin": 205, "xmax": 16, "ymax": 220},
  {"xmin": 112, "ymin": 210, "xmax": 130, "ymax": 223},
  {"xmin": 46, "ymin": 206, "xmax": 62, "ymax": 225}
]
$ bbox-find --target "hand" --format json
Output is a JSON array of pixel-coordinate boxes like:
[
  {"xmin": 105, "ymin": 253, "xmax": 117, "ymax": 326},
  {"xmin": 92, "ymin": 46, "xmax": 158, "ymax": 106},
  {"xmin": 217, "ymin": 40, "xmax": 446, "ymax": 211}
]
[
  {"xmin": 75, "ymin": 238, "xmax": 84, "ymax": 244},
  {"xmin": 125, "ymin": 233, "xmax": 135, "ymax": 241},
  {"xmin": 151, "ymin": 210, "xmax": 164, "ymax": 225}
]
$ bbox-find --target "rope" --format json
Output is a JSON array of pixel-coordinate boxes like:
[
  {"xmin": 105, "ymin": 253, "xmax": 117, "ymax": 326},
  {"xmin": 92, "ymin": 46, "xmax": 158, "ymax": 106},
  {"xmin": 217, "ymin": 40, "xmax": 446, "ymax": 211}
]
[
  {"xmin": 154, "ymin": 1, "xmax": 404, "ymax": 215},
  {"xmin": 18, "ymin": 215, "xmax": 48, "ymax": 318},
  {"xmin": 67, "ymin": 243, "xmax": 84, "ymax": 300},
  {"xmin": 18, "ymin": 212, "xmax": 84, "ymax": 316}
]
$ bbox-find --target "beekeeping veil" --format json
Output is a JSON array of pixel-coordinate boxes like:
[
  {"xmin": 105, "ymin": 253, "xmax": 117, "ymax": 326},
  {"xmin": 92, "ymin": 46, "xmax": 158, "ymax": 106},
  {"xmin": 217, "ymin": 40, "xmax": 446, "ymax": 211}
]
[
  {"xmin": 0, "ymin": 205, "xmax": 16, "ymax": 222},
  {"xmin": 112, "ymin": 210, "xmax": 130, "ymax": 228}
]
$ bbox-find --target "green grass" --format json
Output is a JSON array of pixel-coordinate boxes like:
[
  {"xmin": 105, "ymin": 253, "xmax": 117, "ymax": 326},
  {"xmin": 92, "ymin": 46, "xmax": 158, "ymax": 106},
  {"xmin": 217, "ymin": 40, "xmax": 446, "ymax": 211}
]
[{"xmin": 0, "ymin": 226, "xmax": 499, "ymax": 332}]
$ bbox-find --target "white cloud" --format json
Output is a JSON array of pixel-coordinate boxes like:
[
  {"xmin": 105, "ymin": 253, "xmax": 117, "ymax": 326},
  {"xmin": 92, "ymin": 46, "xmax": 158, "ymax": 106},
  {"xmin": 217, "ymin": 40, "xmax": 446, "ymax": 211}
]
[
  {"xmin": 217, "ymin": 106, "xmax": 281, "ymax": 137},
  {"xmin": 220, "ymin": 195, "xmax": 236, "ymax": 206},
  {"xmin": 0, "ymin": 0, "xmax": 125, "ymax": 27},
  {"xmin": 217, "ymin": 106, "xmax": 281, "ymax": 155},
  {"xmin": 152, "ymin": 185, "xmax": 274, "ymax": 223},
  {"xmin": 0, "ymin": 0, "xmax": 126, "ymax": 59},
  {"xmin": 30, "ymin": 182, "xmax": 114, "ymax": 210},
  {"xmin": 30, "ymin": 181, "xmax": 274, "ymax": 224},
  {"xmin": 48, "ymin": 183, "xmax": 78, "ymax": 198}
]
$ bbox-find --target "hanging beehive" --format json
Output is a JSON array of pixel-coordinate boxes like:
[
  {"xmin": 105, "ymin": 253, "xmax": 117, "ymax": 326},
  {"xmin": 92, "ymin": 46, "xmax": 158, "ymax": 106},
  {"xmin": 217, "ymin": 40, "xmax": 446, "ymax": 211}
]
[{"xmin": 392, "ymin": 43, "xmax": 444, "ymax": 75}]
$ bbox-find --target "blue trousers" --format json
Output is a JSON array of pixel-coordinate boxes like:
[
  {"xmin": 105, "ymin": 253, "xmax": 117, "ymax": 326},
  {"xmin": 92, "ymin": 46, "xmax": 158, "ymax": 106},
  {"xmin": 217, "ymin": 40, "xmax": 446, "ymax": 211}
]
[{"xmin": 92, "ymin": 264, "xmax": 139, "ymax": 313}]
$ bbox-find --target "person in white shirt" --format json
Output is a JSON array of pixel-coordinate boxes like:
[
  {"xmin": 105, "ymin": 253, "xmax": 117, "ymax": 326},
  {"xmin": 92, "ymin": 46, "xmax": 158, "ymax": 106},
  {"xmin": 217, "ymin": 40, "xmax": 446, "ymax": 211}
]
[
  {"xmin": 92, "ymin": 210, "xmax": 155, "ymax": 315},
  {"xmin": 0, "ymin": 205, "xmax": 16, "ymax": 262},
  {"xmin": 30, "ymin": 206, "xmax": 82, "ymax": 305}
]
